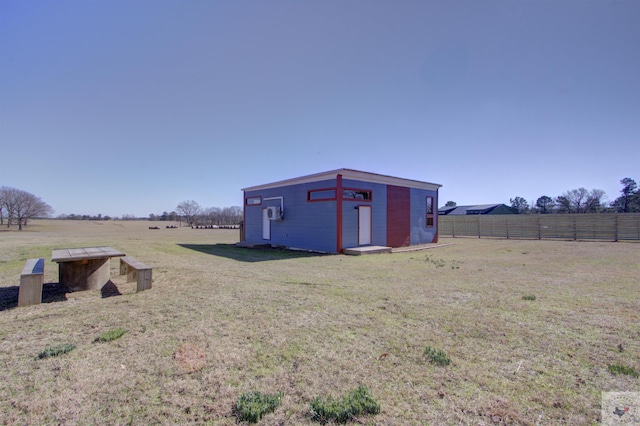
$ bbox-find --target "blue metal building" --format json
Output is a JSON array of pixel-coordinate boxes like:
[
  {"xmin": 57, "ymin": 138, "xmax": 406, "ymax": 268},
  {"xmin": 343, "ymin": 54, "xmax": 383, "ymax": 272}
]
[{"xmin": 241, "ymin": 169, "xmax": 442, "ymax": 254}]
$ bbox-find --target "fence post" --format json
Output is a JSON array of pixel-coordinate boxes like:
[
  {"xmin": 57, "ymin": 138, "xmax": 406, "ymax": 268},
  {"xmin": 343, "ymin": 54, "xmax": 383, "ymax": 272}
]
[
  {"xmin": 478, "ymin": 215, "xmax": 481, "ymax": 238},
  {"xmin": 452, "ymin": 216, "xmax": 456, "ymax": 238}
]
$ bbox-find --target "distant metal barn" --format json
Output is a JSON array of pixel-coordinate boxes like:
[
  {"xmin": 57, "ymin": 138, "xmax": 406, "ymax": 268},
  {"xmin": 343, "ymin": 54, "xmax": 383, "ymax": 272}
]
[{"xmin": 241, "ymin": 168, "xmax": 442, "ymax": 254}]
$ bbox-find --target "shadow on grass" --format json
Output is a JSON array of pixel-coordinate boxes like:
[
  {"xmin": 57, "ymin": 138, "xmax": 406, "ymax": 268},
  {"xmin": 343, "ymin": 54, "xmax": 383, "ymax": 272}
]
[
  {"xmin": 101, "ymin": 280, "xmax": 122, "ymax": 298},
  {"xmin": 0, "ymin": 282, "xmax": 69, "ymax": 312},
  {"xmin": 178, "ymin": 243, "xmax": 328, "ymax": 263}
]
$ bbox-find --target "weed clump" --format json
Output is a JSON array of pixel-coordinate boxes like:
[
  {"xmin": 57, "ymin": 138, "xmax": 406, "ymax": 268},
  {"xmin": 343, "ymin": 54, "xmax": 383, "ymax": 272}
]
[
  {"xmin": 423, "ymin": 255, "xmax": 446, "ymax": 268},
  {"xmin": 424, "ymin": 345, "xmax": 451, "ymax": 366},
  {"xmin": 37, "ymin": 343, "xmax": 75, "ymax": 359},
  {"xmin": 235, "ymin": 390, "xmax": 283, "ymax": 423},
  {"xmin": 522, "ymin": 295, "xmax": 537, "ymax": 301},
  {"xmin": 310, "ymin": 385, "xmax": 380, "ymax": 424},
  {"xmin": 608, "ymin": 363, "xmax": 639, "ymax": 378},
  {"xmin": 94, "ymin": 327, "xmax": 126, "ymax": 343}
]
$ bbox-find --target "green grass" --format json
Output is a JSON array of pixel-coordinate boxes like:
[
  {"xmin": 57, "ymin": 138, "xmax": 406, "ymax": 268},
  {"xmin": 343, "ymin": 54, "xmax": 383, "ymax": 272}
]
[
  {"xmin": 607, "ymin": 363, "xmax": 639, "ymax": 378},
  {"xmin": 423, "ymin": 345, "xmax": 451, "ymax": 366},
  {"xmin": 94, "ymin": 327, "xmax": 126, "ymax": 343},
  {"xmin": 522, "ymin": 294, "xmax": 537, "ymax": 301},
  {"xmin": 310, "ymin": 385, "xmax": 380, "ymax": 424},
  {"xmin": 234, "ymin": 391, "xmax": 283, "ymax": 423},
  {"xmin": 37, "ymin": 343, "xmax": 75, "ymax": 359}
]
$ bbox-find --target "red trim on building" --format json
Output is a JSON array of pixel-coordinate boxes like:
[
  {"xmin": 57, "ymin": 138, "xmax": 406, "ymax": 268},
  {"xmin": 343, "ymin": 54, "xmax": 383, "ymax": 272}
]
[
  {"xmin": 433, "ymin": 189, "xmax": 439, "ymax": 243},
  {"xmin": 336, "ymin": 174, "xmax": 343, "ymax": 253},
  {"xmin": 386, "ymin": 185, "xmax": 411, "ymax": 247},
  {"xmin": 426, "ymin": 196, "xmax": 434, "ymax": 228},
  {"xmin": 307, "ymin": 187, "xmax": 337, "ymax": 202}
]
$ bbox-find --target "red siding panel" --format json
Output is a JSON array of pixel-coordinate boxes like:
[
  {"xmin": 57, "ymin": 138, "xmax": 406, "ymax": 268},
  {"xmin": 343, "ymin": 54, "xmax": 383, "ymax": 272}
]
[{"xmin": 387, "ymin": 185, "xmax": 410, "ymax": 247}]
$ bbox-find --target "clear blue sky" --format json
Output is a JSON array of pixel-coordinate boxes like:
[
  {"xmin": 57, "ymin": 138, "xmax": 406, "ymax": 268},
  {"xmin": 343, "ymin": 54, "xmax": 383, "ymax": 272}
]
[{"xmin": 1, "ymin": 1, "xmax": 638, "ymax": 217}]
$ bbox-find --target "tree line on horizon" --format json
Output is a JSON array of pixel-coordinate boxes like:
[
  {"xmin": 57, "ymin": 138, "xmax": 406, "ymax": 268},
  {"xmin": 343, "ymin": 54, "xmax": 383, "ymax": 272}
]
[
  {"xmin": 2, "ymin": 177, "xmax": 638, "ymax": 230},
  {"xmin": 443, "ymin": 178, "xmax": 640, "ymax": 214},
  {"xmin": 174, "ymin": 200, "xmax": 242, "ymax": 227}
]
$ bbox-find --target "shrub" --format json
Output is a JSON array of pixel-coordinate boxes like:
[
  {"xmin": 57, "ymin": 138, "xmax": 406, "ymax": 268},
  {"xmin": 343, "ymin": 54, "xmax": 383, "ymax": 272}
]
[
  {"xmin": 94, "ymin": 327, "xmax": 126, "ymax": 343},
  {"xmin": 235, "ymin": 391, "xmax": 283, "ymax": 423},
  {"xmin": 608, "ymin": 363, "xmax": 639, "ymax": 378},
  {"xmin": 37, "ymin": 343, "xmax": 75, "ymax": 359},
  {"xmin": 522, "ymin": 295, "xmax": 536, "ymax": 301},
  {"xmin": 424, "ymin": 345, "xmax": 451, "ymax": 366},
  {"xmin": 310, "ymin": 385, "xmax": 380, "ymax": 424}
]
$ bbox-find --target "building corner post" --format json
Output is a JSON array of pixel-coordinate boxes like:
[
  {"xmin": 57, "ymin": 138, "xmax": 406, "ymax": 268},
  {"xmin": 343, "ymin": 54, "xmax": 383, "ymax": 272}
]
[{"xmin": 336, "ymin": 174, "xmax": 343, "ymax": 253}]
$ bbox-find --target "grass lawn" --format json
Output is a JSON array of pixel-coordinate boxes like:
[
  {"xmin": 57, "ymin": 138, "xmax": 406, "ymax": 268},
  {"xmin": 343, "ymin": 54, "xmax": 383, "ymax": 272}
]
[{"xmin": 0, "ymin": 220, "xmax": 638, "ymax": 424}]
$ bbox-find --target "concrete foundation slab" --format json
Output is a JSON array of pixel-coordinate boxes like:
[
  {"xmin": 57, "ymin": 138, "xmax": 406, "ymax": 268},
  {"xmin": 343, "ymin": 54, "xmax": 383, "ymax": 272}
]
[{"xmin": 343, "ymin": 246, "xmax": 392, "ymax": 255}]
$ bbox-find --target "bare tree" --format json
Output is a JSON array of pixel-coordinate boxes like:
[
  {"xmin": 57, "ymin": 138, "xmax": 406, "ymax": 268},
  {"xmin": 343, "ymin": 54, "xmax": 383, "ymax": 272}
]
[
  {"xmin": 203, "ymin": 207, "xmax": 221, "ymax": 226},
  {"xmin": 0, "ymin": 186, "xmax": 18, "ymax": 227},
  {"xmin": 176, "ymin": 200, "xmax": 201, "ymax": 227},
  {"xmin": 556, "ymin": 188, "xmax": 607, "ymax": 213},
  {"xmin": 0, "ymin": 186, "xmax": 53, "ymax": 229}
]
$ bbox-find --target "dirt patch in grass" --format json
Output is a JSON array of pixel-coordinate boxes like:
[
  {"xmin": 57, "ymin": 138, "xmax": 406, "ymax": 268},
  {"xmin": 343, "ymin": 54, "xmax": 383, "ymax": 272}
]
[
  {"xmin": 174, "ymin": 342, "xmax": 208, "ymax": 374},
  {"xmin": 0, "ymin": 220, "xmax": 638, "ymax": 424}
]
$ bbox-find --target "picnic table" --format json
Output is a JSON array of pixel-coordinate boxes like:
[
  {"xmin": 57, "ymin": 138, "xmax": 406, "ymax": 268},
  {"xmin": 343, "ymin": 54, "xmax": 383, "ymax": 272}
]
[{"xmin": 51, "ymin": 247, "xmax": 125, "ymax": 291}]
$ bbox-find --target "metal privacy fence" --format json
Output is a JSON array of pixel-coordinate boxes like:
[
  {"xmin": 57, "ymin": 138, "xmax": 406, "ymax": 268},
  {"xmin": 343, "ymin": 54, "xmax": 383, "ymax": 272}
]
[{"xmin": 438, "ymin": 213, "xmax": 640, "ymax": 241}]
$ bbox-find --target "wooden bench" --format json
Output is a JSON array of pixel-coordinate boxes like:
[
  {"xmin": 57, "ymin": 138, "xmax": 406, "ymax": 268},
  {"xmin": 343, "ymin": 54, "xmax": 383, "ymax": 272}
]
[
  {"xmin": 119, "ymin": 256, "xmax": 152, "ymax": 292},
  {"xmin": 18, "ymin": 258, "xmax": 45, "ymax": 307}
]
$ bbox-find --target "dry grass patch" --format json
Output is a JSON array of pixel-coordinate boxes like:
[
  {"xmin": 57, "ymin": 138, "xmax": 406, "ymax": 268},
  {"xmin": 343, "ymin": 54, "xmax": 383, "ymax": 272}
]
[
  {"xmin": 174, "ymin": 342, "xmax": 208, "ymax": 374},
  {"xmin": 0, "ymin": 221, "xmax": 638, "ymax": 424}
]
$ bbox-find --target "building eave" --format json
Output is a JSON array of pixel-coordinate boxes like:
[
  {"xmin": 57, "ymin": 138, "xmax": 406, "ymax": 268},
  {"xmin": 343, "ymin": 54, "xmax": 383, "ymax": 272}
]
[{"xmin": 242, "ymin": 168, "xmax": 442, "ymax": 192}]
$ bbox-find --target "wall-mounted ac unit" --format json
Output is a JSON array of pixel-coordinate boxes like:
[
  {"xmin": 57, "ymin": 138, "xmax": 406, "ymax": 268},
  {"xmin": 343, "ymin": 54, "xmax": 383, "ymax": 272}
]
[{"xmin": 266, "ymin": 206, "xmax": 282, "ymax": 221}]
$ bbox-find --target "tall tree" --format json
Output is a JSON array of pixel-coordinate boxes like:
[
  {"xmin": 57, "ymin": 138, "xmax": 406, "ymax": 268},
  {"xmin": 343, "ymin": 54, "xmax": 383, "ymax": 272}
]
[
  {"xmin": 535, "ymin": 196, "xmax": 555, "ymax": 214},
  {"xmin": 510, "ymin": 196, "xmax": 529, "ymax": 214},
  {"xmin": 0, "ymin": 186, "xmax": 53, "ymax": 229},
  {"xmin": 611, "ymin": 178, "xmax": 638, "ymax": 213},
  {"xmin": 176, "ymin": 200, "xmax": 201, "ymax": 226},
  {"xmin": 444, "ymin": 201, "xmax": 457, "ymax": 207}
]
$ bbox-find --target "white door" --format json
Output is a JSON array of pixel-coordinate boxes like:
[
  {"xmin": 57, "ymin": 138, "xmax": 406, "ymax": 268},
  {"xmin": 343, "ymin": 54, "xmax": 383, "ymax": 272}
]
[
  {"xmin": 358, "ymin": 206, "xmax": 372, "ymax": 245},
  {"xmin": 262, "ymin": 208, "xmax": 271, "ymax": 240}
]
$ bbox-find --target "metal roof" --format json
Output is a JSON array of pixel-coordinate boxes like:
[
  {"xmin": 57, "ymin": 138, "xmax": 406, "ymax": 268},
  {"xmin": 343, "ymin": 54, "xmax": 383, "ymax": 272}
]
[
  {"xmin": 242, "ymin": 168, "xmax": 442, "ymax": 192},
  {"xmin": 438, "ymin": 204, "xmax": 513, "ymax": 215}
]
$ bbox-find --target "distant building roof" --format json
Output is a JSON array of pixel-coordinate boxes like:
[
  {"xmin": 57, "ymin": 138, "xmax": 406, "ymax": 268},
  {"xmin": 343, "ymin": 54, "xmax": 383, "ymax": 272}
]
[{"xmin": 438, "ymin": 204, "xmax": 517, "ymax": 215}]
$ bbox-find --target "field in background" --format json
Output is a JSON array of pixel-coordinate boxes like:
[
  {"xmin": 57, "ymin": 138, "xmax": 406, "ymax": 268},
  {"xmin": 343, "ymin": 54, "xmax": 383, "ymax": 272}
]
[{"xmin": 0, "ymin": 220, "xmax": 638, "ymax": 424}]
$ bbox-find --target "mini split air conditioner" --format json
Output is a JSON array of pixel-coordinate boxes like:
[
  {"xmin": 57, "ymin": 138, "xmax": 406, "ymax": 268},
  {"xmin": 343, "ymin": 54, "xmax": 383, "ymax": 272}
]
[{"xmin": 266, "ymin": 206, "xmax": 282, "ymax": 221}]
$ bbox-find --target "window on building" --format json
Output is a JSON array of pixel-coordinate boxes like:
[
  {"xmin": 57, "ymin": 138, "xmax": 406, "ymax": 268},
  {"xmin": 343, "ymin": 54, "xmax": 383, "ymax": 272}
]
[
  {"xmin": 308, "ymin": 188, "xmax": 336, "ymax": 201},
  {"xmin": 426, "ymin": 196, "xmax": 434, "ymax": 227},
  {"xmin": 246, "ymin": 196, "xmax": 262, "ymax": 206},
  {"xmin": 343, "ymin": 189, "xmax": 372, "ymax": 201}
]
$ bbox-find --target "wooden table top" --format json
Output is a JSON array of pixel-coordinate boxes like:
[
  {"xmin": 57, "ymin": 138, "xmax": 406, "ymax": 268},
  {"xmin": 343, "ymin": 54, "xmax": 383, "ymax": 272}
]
[{"xmin": 51, "ymin": 246, "xmax": 126, "ymax": 263}]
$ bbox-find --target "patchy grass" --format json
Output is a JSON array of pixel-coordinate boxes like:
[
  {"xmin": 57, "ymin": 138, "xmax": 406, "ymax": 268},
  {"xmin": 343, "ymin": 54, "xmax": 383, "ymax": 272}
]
[
  {"xmin": 423, "ymin": 345, "xmax": 451, "ymax": 366},
  {"xmin": 607, "ymin": 363, "xmax": 639, "ymax": 378},
  {"xmin": 0, "ymin": 220, "xmax": 638, "ymax": 424},
  {"xmin": 234, "ymin": 391, "xmax": 283, "ymax": 423},
  {"xmin": 94, "ymin": 327, "xmax": 126, "ymax": 343},
  {"xmin": 174, "ymin": 342, "xmax": 208, "ymax": 374},
  {"xmin": 310, "ymin": 385, "xmax": 380, "ymax": 424},
  {"xmin": 522, "ymin": 294, "xmax": 537, "ymax": 301},
  {"xmin": 37, "ymin": 343, "xmax": 75, "ymax": 359}
]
